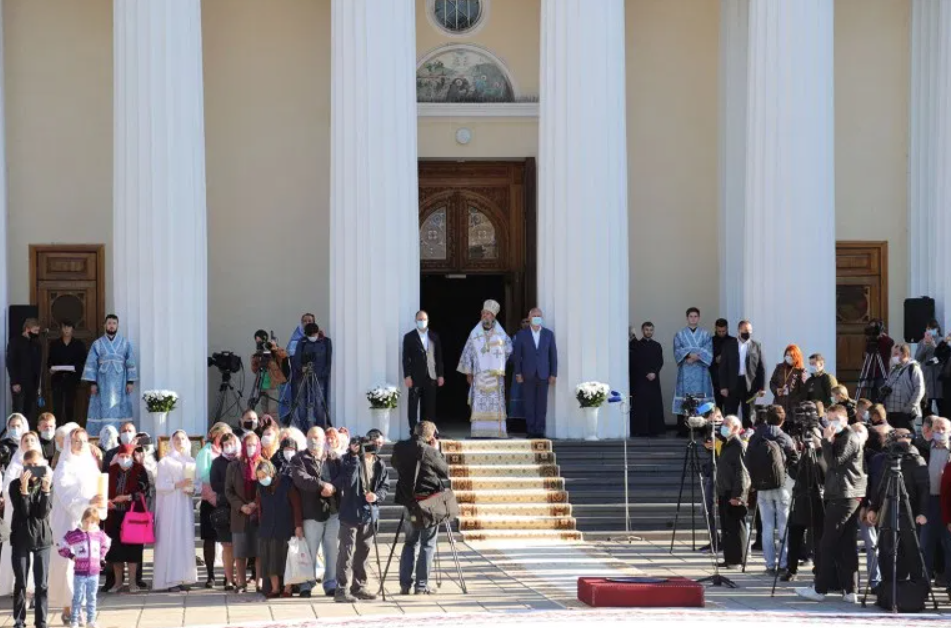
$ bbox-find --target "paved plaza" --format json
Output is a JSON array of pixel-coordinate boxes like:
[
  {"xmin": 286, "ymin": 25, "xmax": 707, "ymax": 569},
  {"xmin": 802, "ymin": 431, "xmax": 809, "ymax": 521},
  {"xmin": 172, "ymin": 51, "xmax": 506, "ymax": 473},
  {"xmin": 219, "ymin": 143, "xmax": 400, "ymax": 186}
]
[{"xmin": 2, "ymin": 534, "xmax": 949, "ymax": 628}]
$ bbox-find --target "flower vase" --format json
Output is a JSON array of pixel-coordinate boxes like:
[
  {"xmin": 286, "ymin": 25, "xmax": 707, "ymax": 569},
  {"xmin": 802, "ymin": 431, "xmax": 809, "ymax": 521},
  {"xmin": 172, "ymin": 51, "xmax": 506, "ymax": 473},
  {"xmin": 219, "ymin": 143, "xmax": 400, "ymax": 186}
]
[
  {"xmin": 583, "ymin": 407, "xmax": 600, "ymax": 441},
  {"xmin": 149, "ymin": 411, "xmax": 168, "ymax": 437},
  {"xmin": 370, "ymin": 408, "xmax": 391, "ymax": 442}
]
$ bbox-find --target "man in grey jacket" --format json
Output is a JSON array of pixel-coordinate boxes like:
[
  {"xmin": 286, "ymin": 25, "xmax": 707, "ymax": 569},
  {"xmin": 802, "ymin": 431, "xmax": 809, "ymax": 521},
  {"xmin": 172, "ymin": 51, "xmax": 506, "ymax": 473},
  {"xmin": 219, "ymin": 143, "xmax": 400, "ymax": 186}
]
[
  {"xmin": 882, "ymin": 344, "xmax": 925, "ymax": 432},
  {"xmin": 796, "ymin": 404, "xmax": 867, "ymax": 603}
]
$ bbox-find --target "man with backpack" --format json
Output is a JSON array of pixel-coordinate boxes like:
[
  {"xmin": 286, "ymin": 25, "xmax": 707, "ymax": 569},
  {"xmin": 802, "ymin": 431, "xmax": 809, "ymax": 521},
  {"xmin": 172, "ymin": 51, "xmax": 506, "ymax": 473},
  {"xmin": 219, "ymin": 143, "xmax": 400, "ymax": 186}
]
[{"xmin": 747, "ymin": 405, "xmax": 800, "ymax": 575}]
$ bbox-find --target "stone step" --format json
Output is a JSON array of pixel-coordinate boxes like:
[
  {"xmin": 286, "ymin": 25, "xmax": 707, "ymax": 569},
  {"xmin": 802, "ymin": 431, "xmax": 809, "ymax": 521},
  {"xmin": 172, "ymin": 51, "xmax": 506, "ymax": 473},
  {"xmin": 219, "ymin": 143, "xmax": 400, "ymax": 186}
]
[
  {"xmin": 445, "ymin": 451, "xmax": 556, "ymax": 465},
  {"xmin": 449, "ymin": 463, "xmax": 560, "ymax": 478},
  {"xmin": 451, "ymin": 476, "xmax": 565, "ymax": 491},
  {"xmin": 458, "ymin": 514, "xmax": 578, "ymax": 531}
]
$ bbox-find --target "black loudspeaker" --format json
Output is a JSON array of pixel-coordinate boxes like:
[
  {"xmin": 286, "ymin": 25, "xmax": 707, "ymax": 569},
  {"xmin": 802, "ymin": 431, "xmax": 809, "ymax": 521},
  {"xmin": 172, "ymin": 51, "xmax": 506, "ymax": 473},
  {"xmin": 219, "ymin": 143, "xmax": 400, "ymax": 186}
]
[
  {"xmin": 8, "ymin": 305, "xmax": 39, "ymax": 343},
  {"xmin": 904, "ymin": 297, "xmax": 935, "ymax": 343}
]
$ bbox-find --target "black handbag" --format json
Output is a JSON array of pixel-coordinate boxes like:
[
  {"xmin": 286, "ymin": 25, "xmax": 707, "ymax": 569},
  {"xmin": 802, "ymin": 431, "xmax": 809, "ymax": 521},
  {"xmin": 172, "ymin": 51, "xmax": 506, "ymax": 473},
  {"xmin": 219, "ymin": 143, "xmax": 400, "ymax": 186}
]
[
  {"xmin": 408, "ymin": 460, "xmax": 459, "ymax": 530},
  {"xmin": 210, "ymin": 504, "xmax": 230, "ymax": 529}
]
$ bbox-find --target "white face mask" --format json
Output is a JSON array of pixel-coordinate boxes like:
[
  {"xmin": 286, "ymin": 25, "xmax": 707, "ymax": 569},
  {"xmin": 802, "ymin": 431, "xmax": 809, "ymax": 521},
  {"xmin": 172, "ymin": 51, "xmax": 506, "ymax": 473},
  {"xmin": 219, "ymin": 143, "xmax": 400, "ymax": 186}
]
[
  {"xmin": 120, "ymin": 431, "xmax": 136, "ymax": 445},
  {"xmin": 223, "ymin": 445, "xmax": 238, "ymax": 457},
  {"xmin": 261, "ymin": 434, "xmax": 274, "ymax": 447},
  {"xmin": 784, "ymin": 355, "xmax": 793, "ymax": 366},
  {"xmin": 890, "ymin": 356, "xmax": 901, "ymax": 367},
  {"xmin": 308, "ymin": 335, "xmax": 319, "ymax": 342},
  {"xmin": 308, "ymin": 438, "xmax": 323, "ymax": 452},
  {"xmin": 40, "ymin": 428, "xmax": 55, "ymax": 441},
  {"xmin": 246, "ymin": 445, "xmax": 257, "ymax": 458},
  {"xmin": 829, "ymin": 420, "xmax": 844, "ymax": 434},
  {"xmin": 283, "ymin": 450, "xmax": 295, "ymax": 462}
]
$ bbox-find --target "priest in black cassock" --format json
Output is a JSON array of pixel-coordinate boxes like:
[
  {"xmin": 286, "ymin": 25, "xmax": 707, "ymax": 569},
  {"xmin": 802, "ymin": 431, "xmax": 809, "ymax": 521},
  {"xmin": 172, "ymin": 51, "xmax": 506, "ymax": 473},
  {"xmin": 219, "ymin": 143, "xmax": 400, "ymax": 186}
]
[{"xmin": 630, "ymin": 322, "xmax": 665, "ymax": 436}]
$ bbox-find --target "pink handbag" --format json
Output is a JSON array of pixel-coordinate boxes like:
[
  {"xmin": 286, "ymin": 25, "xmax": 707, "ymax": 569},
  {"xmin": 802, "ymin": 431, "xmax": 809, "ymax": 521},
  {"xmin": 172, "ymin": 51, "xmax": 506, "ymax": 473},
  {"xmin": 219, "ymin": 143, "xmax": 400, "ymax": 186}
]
[{"xmin": 120, "ymin": 495, "xmax": 155, "ymax": 545}]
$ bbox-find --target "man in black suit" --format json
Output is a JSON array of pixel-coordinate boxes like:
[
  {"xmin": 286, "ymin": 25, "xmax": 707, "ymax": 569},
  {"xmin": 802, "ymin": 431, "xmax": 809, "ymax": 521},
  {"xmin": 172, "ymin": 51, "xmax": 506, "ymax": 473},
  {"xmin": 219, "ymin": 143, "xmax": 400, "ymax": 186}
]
[
  {"xmin": 711, "ymin": 318, "xmax": 731, "ymax": 411},
  {"xmin": 402, "ymin": 311, "xmax": 444, "ymax": 431},
  {"xmin": 718, "ymin": 319, "xmax": 766, "ymax": 428}
]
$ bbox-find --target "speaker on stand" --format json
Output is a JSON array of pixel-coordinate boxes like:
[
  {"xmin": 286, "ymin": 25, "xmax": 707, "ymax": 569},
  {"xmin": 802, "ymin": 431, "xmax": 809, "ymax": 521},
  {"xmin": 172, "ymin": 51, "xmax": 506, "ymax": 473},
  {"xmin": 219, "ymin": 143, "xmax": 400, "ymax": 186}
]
[{"xmin": 904, "ymin": 297, "xmax": 936, "ymax": 343}]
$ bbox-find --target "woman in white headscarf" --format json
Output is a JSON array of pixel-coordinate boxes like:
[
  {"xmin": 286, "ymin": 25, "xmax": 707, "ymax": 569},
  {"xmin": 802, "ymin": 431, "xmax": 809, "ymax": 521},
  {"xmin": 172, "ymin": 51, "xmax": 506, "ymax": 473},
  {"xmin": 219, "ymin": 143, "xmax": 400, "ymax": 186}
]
[
  {"xmin": 49, "ymin": 427, "xmax": 104, "ymax": 624},
  {"xmin": 0, "ymin": 430, "xmax": 43, "ymax": 596},
  {"xmin": 152, "ymin": 430, "xmax": 199, "ymax": 591},
  {"xmin": 50, "ymin": 422, "xmax": 79, "ymax": 470}
]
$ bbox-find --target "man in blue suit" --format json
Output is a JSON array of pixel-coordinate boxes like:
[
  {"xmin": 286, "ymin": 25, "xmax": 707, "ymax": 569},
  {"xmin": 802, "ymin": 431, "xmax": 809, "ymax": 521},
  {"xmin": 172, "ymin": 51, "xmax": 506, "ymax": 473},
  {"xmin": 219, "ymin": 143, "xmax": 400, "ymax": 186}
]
[{"xmin": 513, "ymin": 307, "xmax": 558, "ymax": 438}]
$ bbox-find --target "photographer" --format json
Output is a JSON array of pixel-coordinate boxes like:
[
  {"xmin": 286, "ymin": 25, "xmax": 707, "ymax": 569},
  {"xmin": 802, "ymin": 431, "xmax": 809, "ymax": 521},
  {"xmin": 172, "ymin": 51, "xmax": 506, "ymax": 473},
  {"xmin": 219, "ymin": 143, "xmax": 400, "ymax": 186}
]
[
  {"xmin": 914, "ymin": 320, "xmax": 945, "ymax": 417},
  {"xmin": 692, "ymin": 401, "xmax": 719, "ymax": 552},
  {"xmin": 390, "ymin": 421, "xmax": 450, "ymax": 595},
  {"xmin": 865, "ymin": 429, "xmax": 929, "ymax": 595},
  {"xmin": 250, "ymin": 330, "xmax": 288, "ymax": 416},
  {"xmin": 332, "ymin": 432, "xmax": 389, "ymax": 603},
  {"xmin": 881, "ymin": 344, "xmax": 925, "ymax": 432},
  {"xmin": 796, "ymin": 405, "xmax": 866, "ymax": 603},
  {"xmin": 747, "ymin": 405, "xmax": 799, "ymax": 574},
  {"xmin": 289, "ymin": 323, "xmax": 332, "ymax": 430},
  {"xmin": 781, "ymin": 402, "xmax": 826, "ymax": 582},
  {"xmin": 10, "ymin": 448, "xmax": 52, "ymax": 628}
]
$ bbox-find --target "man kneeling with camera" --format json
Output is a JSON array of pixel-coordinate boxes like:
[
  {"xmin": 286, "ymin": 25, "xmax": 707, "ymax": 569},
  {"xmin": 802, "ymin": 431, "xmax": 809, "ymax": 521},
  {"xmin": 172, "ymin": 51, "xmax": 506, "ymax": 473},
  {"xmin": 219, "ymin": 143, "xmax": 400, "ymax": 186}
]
[
  {"xmin": 332, "ymin": 430, "xmax": 388, "ymax": 603},
  {"xmin": 391, "ymin": 421, "xmax": 451, "ymax": 595}
]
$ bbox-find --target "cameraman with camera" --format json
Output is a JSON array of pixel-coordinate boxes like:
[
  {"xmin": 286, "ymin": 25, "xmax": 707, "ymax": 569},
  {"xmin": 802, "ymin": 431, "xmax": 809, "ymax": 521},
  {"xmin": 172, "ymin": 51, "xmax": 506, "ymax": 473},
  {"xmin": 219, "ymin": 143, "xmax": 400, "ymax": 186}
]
[
  {"xmin": 250, "ymin": 330, "xmax": 288, "ymax": 416},
  {"xmin": 331, "ymin": 431, "xmax": 389, "ymax": 603},
  {"xmin": 289, "ymin": 323, "xmax": 333, "ymax": 429},
  {"xmin": 390, "ymin": 421, "xmax": 450, "ymax": 595},
  {"xmin": 796, "ymin": 404, "xmax": 867, "ymax": 603},
  {"xmin": 881, "ymin": 344, "xmax": 925, "ymax": 432}
]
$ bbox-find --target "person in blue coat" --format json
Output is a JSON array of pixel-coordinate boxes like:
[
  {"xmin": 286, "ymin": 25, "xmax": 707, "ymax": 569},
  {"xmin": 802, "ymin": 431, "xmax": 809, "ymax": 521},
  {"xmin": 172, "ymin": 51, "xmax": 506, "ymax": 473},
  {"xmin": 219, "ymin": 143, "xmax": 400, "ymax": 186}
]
[{"xmin": 512, "ymin": 308, "xmax": 558, "ymax": 439}]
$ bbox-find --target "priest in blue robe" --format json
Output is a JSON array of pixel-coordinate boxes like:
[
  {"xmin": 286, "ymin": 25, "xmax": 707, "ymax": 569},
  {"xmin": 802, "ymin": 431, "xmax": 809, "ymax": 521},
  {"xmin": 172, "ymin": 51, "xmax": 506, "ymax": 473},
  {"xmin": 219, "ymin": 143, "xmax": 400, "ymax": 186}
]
[
  {"xmin": 82, "ymin": 314, "xmax": 138, "ymax": 434},
  {"xmin": 672, "ymin": 307, "xmax": 714, "ymax": 416}
]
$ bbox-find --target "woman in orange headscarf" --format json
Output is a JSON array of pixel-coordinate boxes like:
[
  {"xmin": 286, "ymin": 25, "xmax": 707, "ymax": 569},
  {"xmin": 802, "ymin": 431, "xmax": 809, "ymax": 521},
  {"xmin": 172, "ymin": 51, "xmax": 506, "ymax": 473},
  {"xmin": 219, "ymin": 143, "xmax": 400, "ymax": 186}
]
[{"xmin": 769, "ymin": 344, "xmax": 807, "ymax": 420}]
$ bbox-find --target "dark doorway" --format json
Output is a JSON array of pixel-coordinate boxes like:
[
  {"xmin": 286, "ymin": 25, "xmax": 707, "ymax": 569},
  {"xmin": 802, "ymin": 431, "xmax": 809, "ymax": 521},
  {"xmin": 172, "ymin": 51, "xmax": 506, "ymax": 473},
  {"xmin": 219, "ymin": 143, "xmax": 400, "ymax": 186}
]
[{"xmin": 421, "ymin": 273, "xmax": 506, "ymax": 427}]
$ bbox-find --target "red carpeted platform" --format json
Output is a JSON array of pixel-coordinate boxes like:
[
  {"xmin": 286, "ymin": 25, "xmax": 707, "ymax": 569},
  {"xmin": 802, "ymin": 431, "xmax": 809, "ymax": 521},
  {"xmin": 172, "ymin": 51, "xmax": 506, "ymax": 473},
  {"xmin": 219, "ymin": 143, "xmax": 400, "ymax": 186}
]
[{"xmin": 577, "ymin": 576, "xmax": 705, "ymax": 608}]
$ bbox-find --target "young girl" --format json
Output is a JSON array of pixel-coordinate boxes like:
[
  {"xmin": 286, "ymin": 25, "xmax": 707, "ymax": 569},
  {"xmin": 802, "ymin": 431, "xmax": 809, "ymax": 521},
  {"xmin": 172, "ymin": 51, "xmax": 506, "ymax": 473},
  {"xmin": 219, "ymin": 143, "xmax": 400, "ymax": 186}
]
[
  {"xmin": 254, "ymin": 459, "xmax": 303, "ymax": 598},
  {"xmin": 59, "ymin": 507, "xmax": 111, "ymax": 628}
]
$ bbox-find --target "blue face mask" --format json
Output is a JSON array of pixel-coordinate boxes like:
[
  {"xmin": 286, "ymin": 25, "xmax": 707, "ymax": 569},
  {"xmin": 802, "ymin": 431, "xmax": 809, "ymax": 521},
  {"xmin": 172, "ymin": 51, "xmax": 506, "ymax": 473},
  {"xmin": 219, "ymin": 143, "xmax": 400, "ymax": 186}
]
[
  {"xmin": 416, "ymin": 319, "xmax": 428, "ymax": 331},
  {"xmin": 531, "ymin": 316, "xmax": 543, "ymax": 327},
  {"xmin": 719, "ymin": 425, "xmax": 731, "ymax": 439},
  {"xmin": 259, "ymin": 476, "xmax": 273, "ymax": 487}
]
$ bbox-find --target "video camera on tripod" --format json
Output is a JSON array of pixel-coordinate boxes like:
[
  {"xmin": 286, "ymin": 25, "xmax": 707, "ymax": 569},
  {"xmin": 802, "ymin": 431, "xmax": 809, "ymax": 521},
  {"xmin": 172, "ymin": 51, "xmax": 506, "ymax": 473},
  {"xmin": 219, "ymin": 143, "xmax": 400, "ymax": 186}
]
[
  {"xmin": 208, "ymin": 351, "xmax": 242, "ymax": 377},
  {"xmin": 683, "ymin": 394, "xmax": 713, "ymax": 430},
  {"xmin": 788, "ymin": 400, "xmax": 821, "ymax": 441}
]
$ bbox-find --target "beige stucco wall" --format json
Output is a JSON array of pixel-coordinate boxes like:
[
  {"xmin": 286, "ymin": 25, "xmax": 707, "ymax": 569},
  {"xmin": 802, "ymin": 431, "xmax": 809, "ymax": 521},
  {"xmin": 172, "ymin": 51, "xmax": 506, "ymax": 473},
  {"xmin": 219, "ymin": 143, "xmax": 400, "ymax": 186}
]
[
  {"xmin": 202, "ymin": 0, "xmax": 331, "ymax": 383},
  {"xmin": 834, "ymin": 0, "xmax": 909, "ymax": 340},
  {"xmin": 4, "ymin": 0, "xmax": 112, "ymax": 307},
  {"xmin": 627, "ymin": 0, "xmax": 720, "ymax": 413}
]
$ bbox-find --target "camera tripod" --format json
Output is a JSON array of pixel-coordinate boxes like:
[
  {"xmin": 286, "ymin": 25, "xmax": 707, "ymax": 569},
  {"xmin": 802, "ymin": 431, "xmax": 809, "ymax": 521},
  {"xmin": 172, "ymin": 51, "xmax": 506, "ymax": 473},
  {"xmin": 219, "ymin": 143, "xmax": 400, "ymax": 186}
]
[
  {"xmin": 771, "ymin": 441, "xmax": 824, "ymax": 596},
  {"xmin": 281, "ymin": 363, "xmax": 332, "ymax": 429},
  {"xmin": 860, "ymin": 455, "xmax": 938, "ymax": 612},
  {"xmin": 248, "ymin": 351, "xmax": 278, "ymax": 414},
  {"xmin": 212, "ymin": 370, "xmax": 244, "ymax": 423},
  {"xmin": 856, "ymin": 345, "xmax": 888, "ymax": 402},
  {"xmin": 669, "ymin": 420, "xmax": 713, "ymax": 553},
  {"xmin": 377, "ymin": 510, "xmax": 468, "ymax": 600}
]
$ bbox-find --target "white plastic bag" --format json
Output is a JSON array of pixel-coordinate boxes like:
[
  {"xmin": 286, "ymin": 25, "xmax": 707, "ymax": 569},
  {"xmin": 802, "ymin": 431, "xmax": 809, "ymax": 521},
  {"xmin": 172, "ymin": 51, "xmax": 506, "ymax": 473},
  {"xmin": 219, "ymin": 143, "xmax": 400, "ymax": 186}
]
[{"xmin": 284, "ymin": 537, "xmax": 314, "ymax": 585}]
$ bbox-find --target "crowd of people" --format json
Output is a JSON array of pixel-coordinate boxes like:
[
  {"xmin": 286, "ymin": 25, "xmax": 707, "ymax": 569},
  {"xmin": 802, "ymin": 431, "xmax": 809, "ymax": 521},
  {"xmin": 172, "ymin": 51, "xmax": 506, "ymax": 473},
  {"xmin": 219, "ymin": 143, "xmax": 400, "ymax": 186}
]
[
  {"xmin": 683, "ymin": 313, "xmax": 951, "ymax": 610},
  {"xmin": 0, "ymin": 405, "xmax": 454, "ymax": 628}
]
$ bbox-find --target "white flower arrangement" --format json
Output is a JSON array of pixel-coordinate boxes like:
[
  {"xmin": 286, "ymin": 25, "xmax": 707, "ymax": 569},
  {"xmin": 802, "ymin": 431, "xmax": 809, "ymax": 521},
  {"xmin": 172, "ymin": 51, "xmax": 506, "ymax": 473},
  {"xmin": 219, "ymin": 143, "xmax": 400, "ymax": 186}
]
[
  {"xmin": 143, "ymin": 390, "xmax": 179, "ymax": 413},
  {"xmin": 575, "ymin": 381, "xmax": 610, "ymax": 408},
  {"xmin": 367, "ymin": 385, "xmax": 400, "ymax": 409}
]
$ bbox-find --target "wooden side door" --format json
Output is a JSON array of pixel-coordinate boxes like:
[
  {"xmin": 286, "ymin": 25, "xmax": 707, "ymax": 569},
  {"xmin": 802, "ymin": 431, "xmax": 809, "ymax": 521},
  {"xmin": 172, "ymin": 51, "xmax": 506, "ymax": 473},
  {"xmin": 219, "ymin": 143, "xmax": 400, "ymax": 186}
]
[
  {"xmin": 29, "ymin": 245, "xmax": 105, "ymax": 426},
  {"xmin": 835, "ymin": 242, "xmax": 888, "ymax": 393}
]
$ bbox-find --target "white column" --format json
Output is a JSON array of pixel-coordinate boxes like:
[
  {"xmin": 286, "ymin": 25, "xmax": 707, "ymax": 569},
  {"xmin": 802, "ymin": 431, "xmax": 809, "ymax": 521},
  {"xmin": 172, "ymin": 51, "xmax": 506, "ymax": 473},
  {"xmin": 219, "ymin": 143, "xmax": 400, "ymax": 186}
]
[
  {"xmin": 909, "ymin": 0, "xmax": 951, "ymax": 330},
  {"xmin": 330, "ymin": 0, "xmax": 418, "ymax": 439},
  {"xmin": 719, "ymin": 0, "xmax": 836, "ymax": 373},
  {"xmin": 539, "ymin": 0, "xmax": 629, "ymax": 439},
  {"xmin": 0, "ymin": 0, "xmax": 7, "ymax": 422},
  {"xmin": 113, "ymin": 0, "xmax": 208, "ymax": 436}
]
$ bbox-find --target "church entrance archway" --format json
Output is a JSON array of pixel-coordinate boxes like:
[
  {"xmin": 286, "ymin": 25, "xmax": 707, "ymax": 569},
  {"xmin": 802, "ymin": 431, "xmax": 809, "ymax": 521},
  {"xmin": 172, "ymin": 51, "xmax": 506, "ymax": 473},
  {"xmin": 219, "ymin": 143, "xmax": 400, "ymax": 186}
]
[{"xmin": 418, "ymin": 160, "xmax": 536, "ymax": 431}]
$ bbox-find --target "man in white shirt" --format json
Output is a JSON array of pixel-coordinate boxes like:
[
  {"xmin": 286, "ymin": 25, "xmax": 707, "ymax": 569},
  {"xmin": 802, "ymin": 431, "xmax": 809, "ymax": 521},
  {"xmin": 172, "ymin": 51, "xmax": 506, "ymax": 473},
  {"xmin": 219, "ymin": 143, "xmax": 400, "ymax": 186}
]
[
  {"xmin": 513, "ymin": 308, "xmax": 558, "ymax": 438},
  {"xmin": 718, "ymin": 320, "xmax": 765, "ymax": 428},
  {"xmin": 402, "ymin": 311, "xmax": 444, "ymax": 431}
]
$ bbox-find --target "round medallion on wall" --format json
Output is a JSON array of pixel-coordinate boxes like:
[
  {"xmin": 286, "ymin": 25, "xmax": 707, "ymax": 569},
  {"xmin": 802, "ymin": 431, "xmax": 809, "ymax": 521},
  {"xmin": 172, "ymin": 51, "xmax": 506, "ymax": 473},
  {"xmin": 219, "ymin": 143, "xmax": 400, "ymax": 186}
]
[
  {"xmin": 427, "ymin": 0, "xmax": 489, "ymax": 38},
  {"xmin": 456, "ymin": 127, "xmax": 473, "ymax": 145}
]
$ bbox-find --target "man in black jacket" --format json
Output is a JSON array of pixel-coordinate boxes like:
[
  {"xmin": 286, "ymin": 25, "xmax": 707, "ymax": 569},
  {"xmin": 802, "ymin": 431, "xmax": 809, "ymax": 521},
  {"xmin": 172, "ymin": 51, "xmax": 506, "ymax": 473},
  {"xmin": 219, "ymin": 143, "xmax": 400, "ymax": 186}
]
[
  {"xmin": 718, "ymin": 320, "xmax": 766, "ymax": 428},
  {"xmin": 6, "ymin": 318, "xmax": 42, "ymax": 422},
  {"xmin": 715, "ymin": 415, "xmax": 750, "ymax": 567},
  {"xmin": 47, "ymin": 320, "xmax": 87, "ymax": 424},
  {"xmin": 289, "ymin": 426, "xmax": 340, "ymax": 598},
  {"xmin": 402, "ymin": 311, "xmax": 445, "ymax": 431},
  {"xmin": 796, "ymin": 404, "xmax": 867, "ymax": 603},
  {"xmin": 390, "ymin": 421, "xmax": 450, "ymax": 595},
  {"xmin": 10, "ymin": 449, "xmax": 53, "ymax": 628}
]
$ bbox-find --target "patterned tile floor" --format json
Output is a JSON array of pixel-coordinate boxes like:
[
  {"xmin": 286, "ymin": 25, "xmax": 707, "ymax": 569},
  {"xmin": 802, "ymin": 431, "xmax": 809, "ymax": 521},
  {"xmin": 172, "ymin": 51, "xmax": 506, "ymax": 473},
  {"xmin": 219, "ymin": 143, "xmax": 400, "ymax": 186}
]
[{"xmin": 0, "ymin": 536, "xmax": 947, "ymax": 627}]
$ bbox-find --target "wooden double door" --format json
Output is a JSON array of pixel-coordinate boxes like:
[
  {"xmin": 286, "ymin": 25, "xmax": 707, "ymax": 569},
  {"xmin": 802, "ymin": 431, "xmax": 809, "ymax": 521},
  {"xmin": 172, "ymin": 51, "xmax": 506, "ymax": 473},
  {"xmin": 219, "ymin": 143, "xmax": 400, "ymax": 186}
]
[{"xmin": 835, "ymin": 242, "xmax": 888, "ymax": 392}]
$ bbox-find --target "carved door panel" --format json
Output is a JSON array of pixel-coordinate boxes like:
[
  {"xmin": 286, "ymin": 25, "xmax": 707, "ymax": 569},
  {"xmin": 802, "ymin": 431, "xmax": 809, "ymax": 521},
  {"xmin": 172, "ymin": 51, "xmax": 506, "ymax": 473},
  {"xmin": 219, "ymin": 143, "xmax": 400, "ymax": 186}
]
[
  {"xmin": 836, "ymin": 242, "xmax": 888, "ymax": 392},
  {"xmin": 30, "ymin": 246, "xmax": 105, "ymax": 426}
]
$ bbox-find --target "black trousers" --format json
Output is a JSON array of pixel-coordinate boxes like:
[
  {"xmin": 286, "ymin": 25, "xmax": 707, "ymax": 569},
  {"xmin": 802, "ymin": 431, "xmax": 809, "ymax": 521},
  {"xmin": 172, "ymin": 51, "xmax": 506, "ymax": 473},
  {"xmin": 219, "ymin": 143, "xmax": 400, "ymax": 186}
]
[
  {"xmin": 408, "ymin": 381, "xmax": 437, "ymax": 431},
  {"xmin": 718, "ymin": 497, "xmax": 748, "ymax": 565},
  {"xmin": 11, "ymin": 386, "xmax": 38, "ymax": 424},
  {"xmin": 13, "ymin": 545, "xmax": 49, "ymax": 628},
  {"xmin": 723, "ymin": 379, "xmax": 754, "ymax": 428},
  {"xmin": 888, "ymin": 412, "xmax": 915, "ymax": 432},
  {"xmin": 816, "ymin": 498, "xmax": 861, "ymax": 595},
  {"xmin": 51, "ymin": 382, "xmax": 78, "ymax": 425}
]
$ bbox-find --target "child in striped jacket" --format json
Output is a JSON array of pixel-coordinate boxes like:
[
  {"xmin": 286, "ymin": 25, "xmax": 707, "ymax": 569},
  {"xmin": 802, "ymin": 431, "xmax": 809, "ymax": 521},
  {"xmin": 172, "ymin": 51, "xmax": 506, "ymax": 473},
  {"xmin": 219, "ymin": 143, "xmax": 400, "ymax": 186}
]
[{"xmin": 59, "ymin": 507, "xmax": 112, "ymax": 628}]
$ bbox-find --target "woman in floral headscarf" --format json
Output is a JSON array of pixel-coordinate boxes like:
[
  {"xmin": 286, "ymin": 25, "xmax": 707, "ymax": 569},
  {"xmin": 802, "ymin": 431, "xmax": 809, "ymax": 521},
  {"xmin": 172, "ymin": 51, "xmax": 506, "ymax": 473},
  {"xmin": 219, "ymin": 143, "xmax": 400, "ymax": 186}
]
[{"xmin": 225, "ymin": 432, "xmax": 262, "ymax": 593}]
